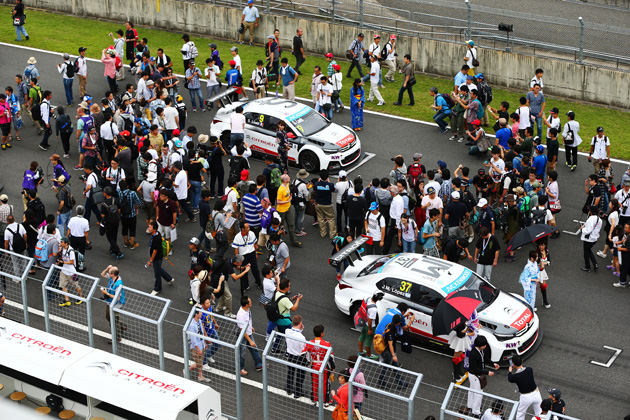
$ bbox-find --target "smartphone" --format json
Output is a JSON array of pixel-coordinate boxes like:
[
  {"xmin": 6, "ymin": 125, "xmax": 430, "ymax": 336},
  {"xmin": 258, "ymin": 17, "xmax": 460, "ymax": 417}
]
[{"xmin": 509, "ymin": 358, "xmax": 514, "ymax": 367}]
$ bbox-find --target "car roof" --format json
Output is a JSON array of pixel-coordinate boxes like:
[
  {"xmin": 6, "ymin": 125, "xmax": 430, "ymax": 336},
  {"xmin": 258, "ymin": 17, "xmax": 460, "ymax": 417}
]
[
  {"xmin": 374, "ymin": 253, "xmax": 475, "ymax": 295},
  {"xmin": 242, "ymin": 98, "xmax": 313, "ymax": 121}
]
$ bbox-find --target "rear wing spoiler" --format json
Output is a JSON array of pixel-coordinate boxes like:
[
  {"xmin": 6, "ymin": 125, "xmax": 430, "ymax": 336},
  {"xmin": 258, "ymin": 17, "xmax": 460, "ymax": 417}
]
[
  {"xmin": 207, "ymin": 87, "xmax": 247, "ymax": 109},
  {"xmin": 328, "ymin": 236, "xmax": 371, "ymax": 269}
]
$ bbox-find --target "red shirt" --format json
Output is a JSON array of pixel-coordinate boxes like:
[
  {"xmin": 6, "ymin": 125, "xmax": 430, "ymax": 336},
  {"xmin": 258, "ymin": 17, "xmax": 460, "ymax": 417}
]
[
  {"xmin": 305, "ymin": 338, "xmax": 332, "ymax": 365},
  {"xmin": 157, "ymin": 198, "xmax": 177, "ymax": 226}
]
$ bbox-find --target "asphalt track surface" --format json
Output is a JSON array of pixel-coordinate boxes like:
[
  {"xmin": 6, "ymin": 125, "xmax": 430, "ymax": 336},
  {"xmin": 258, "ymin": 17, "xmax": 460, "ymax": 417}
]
[{"xmin": 1, "ymin": 42, "xmax": 629, "ymax": 419}]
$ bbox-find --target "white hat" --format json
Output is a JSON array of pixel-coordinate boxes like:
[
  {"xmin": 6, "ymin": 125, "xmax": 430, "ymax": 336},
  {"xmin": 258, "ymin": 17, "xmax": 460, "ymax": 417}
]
[
  {"xmin": 338, "ymin": 170, "xmax": 348, "ymax": 178},
  {"xmin": 451, "ymin": 191, "xmax": 460, "ymax": 200},
  {"xmin": 478, "ymin": 198, "xmax": 488, "ymax": 207}
]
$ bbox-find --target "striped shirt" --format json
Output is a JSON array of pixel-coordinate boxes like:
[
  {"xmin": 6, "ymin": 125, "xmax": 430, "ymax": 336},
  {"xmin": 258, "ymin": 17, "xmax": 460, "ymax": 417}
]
[
  {"xmin": 241, "ymin": 193, "xmax": 263, "ymax": 227},
  {"xmin": 232, "ymin": 231, "xmax": 257, "ymax": 255}
]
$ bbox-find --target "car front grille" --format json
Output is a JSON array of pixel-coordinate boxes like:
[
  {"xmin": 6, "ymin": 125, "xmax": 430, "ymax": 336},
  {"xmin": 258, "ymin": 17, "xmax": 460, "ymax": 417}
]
[
  {"xmin": 518, "ymin": 330, "xmax": 538, "ymax": 353},
  {"xmin": 342, "ymin": 148, "xmax": 361, "ymax": 165},
  {"xmin": 340, "ymin": 138, "xmax": 357, "ymax": 153}
]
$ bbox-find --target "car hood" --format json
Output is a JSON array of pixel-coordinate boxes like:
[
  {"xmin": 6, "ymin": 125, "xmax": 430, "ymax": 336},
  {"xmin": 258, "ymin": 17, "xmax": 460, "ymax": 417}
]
[
  {"xmin": 478, "ymin": 291, "xmax": 535, "ymax": 333},
  {"xmin": 307, "ymin": 124, "xmax": 356, "ymax": 148}
]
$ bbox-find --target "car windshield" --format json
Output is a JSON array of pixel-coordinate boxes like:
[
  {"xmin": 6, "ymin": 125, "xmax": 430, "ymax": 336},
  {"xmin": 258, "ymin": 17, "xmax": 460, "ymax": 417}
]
[
  {"xmin": 459, "ymin": 273, "xmax": 499, "ymax": 306},
  {"xmin": 358, "ymin": 256, "xmax": 392, "ymax": 277},
  {"xmin": 290, "ymin": 110, "xmax": 330, "ymax": 136}
]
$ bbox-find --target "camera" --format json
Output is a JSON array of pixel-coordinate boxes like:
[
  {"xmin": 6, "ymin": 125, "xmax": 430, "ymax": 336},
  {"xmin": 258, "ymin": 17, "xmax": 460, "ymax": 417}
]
[{"xmin": 79, "ymin": 174, "xmax": 87, "ymax": 181}]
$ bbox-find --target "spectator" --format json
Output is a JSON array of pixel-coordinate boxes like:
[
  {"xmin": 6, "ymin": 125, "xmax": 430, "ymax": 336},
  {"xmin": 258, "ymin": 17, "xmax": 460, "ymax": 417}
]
[
  {"xmin": 526, "ymin": 84, "xmax": 546, "ymax": 138},
  {"xmin": 588, "ymin": 126, "xmax": 610, "ymax": 173},
  {"xmin": 454, "ymin": 65, "xmax": 469, "ymax": 94},
  {"xmin": 331, "ymin": 64, "xmax": 344, "ymax": 113},
  {"xmin": 508, "ymin": 355, "xmax": 543, "ymax": 420},
  {"xmin": 56, "ymin": 237, "xmax": 81, "ymax": 307},
  {"xmin": 463, "ymin": 40, "xmax": 477, "ymax": 74},
  {"xmin": 546, "ymin": 127, "xmax": 560, "ymax": 174},
  {"xmin": 285, "ymin": 315, "xmax": 309, "ymax": 398},
  {"xmin": 185, "ymin": 61, "xmax": 205, "ymax": 112},
  {"xmin": 230, "ymin": 105, "xmax": 245, "ymax": 148},
  {"xmin": 364, "ymin": 202, "xmax": 385, "ymax": 255},
  {"xmin": 292, "ymin": 169, "xmax": 310, "ymax": 236},
  {"xmin": 239, "ymin": 0, "xmax": 259, "ymax": 46},
  {"xmin": 147, "ymin": 220, "xmax": 174, "ymax": 295},
  {"xmin": 547, "ymin": 388, "xmax": 566, "ymax": 416},
  {"xmin": 331, "ymin": 368, "xmax": 352, "ymax": 415},
  {"xmin": 475, "ymin": 73, "xmax": 492, "ymax": 127},
  {"xmin": 232, "ymin": 223, "xmax": 262, "ymax": 290},
  {"xmin": 12, "ymin": 0, "xmax": 28, "ymax": 41},
  {"xmin": 310, "ymin": 66, "xmax": 323, "ymax": 106},
  {"xmin": 393, "ymin": 54, "xmax": 415, "ymax": 106},
  {"xmin": 383, "ymin": 185, "xmax": 404, "ymax": 254},
  {"xmin": 346, "ymin": 33, "xmax": 366, "ymax": 78},
  {"xmin": 449, "ymin": 85, "xmax": 469, "ymax": 141},
  {"xmin": 277, "ymin": 174, "xmax": 301, "ymax": 247},
  {"xmin": 236, "ymin": 296, "xmax": 263, "ymax": 375},
  {"xmin": 76, "ymin": 47, "xmax": 88, "ymax": 97},
  {"xmin": 280, "ymin": 58, "xmax": 298, "ymax": 101},
  {"xmin": 481, "ymin": 400, "xmax": 505, "ymax": 420},
  {"xmin": 376, "ymin": 314, "xmax": 408, "ymax": 389},
  {"xmin": 316, "ymin": 76, "xmax": 333, "ymax": 120},
  {"xmin": 562, "ymin": 110, "xmax": 582, "ymax": 171},
  {"xmin": 530, "ymin": 69, "xmax": 544, "ymax": 91},
  {"xmin": 293, "ymin": 28, "xmax": 305, "ymax": 74},
  {"xmin": 276, "ymin": 121, "xmax": 290, "ymax": 174},
  {"xmin": 100, "ymin": 187, "xmax": 124, "ymax": 260},
  {"xmin": 347, "ymin": 356, "xmax": 366, "ymax": 413},
  {"xmin": 398, "ymin": 213, "xmax": 418, "ymax": 253},
  {"xmin": 580, "ymin": 206, "xmax": 602, "ymax": 272},
  {"xmin": 445, "ymin": 191, "xmax": 469, "ymax": 238},
  {"xmin": 270, "ymin": 233, "xmax": 290, "ymax": 279},
  {"xmin": 186, "ymin": 309, "xmax": 208, "ymax": 381},
  {"xmin": 383, "ymin": 35, "xmax": 397, "ymax": 82},
  {"xmin": 272, "ymin": 278, "xmax": 303, "ymax": 351},
  {"xmin": 55, "ymin": 175, "xmax": 73, "ymax": 234},
  {"xmin": 251, "ymin": 59, "xmax": 267, "ymax": 99},
  {"xmin": 99, "ymin": 264, "xmax": 126, "ymax": 345},
  {"xmin": 467, "ymin": 335, "xmax": 500, "ymax": 417},
  {"xmin": 199, "ymin": 296, "xmax": 220, "ymax": 365},
  {"xmin": 118, "ymin": 180, "xmax": 142, "ymax": 249},
  {"xmin": 474, "ymin": 226, "xmax": 500, "ymax": 281},
  {"xmin": 366, "ymin": 55, "xmax": 384, "ymax": 106},
  {"xmin": 421, "ymin": 208, "xmax": 441, "ymax": 257}
]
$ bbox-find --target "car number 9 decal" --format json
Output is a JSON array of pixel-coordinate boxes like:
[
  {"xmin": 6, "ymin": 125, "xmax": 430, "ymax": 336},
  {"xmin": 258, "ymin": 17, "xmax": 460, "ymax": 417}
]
[
  {"xmin": 296, "ymin": 125, "xmax": 304, "ymax": 133},
  {"xmin": 259, "ymin": 114, "xmax": 265, "ymax": 123}
]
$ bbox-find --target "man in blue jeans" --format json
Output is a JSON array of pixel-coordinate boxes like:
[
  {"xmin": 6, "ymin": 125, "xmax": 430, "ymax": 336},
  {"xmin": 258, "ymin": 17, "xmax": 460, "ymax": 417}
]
[
  {"xmin": 200, "ymin": 296, "xmax": 221, "ymax": 365},
  {"xmin": 236, "ymin": 296, "xmax": 263, "ymax": 375},
  {"xmin": 57, "ymin": 53, "xmax": 74, "ymax": 106},
  {"xmin": 430, "ymin": 87, "xmax": 451, "ymax": 134},
  {"xmin": 146, "ymin": 221, "xmax": 174, "ymax": 295},
  {"xmin": 185, "ymin": 60, "xmax": 205, "ymax": 112}
]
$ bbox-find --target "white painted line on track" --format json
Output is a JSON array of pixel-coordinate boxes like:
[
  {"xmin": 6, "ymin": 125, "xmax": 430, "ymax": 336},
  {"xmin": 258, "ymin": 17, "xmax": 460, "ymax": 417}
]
[{"xmin": 2, "ymin": 41, "xmax": 628, "ymax": 166}]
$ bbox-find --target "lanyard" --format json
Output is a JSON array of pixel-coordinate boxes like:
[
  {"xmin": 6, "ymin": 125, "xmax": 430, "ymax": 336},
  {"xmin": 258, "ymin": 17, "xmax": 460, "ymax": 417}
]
[{"xmin": 481, "ymin": 237, "xmax": 490, "ymax": 254}]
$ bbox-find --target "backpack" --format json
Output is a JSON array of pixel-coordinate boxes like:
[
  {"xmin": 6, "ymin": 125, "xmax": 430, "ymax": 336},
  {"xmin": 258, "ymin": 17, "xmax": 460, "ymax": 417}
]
[
  {"xmin": 373, "ymin": 334, "xmax": 386, "ymax": 354},
  {"xmin": 30, "ymin": 90, "xmax": 43, "ymax": 121},
  {"xmin": 24, "ymin": 66, "xmax": 33, "ymax": 81},
  {"xmin": 363, "ymin": 186, "xmax": 374, "ymax": 205},
  {"xmin": 517, "ymin": 196, "xmax": 531, "ymax": 215},
  {"xmin": 474, "ymin": 99, "xmax": 484, "ymax": 119},
  {"xmin": 379, "ymin": 42, "xmax": 391, "ymax": 60},
  {"xmin": 105, "ymin": 200, "xmax": 121, "ymax": 225},
  {"xmin": 501, "ymin": 172, "xmax": 517, "ymax": 195},
  {"xmin": 122, "ymin": 116, "xmax": 133, "ymax": 133},
  {"xmin": 34, "ymin": 236, "xmax": 53, "ymax": 262},
  {"xmin": 462, "ymin": 190, "xmax": 476, "ymax": 212},
  {"xmin": 408, "ymin": 163, "xmax": 423, "ymax": 192},
  {"xmin": 354, "ymin": 298, "xmax": 377, "ymax": 329},
  {"xmin": 482, "ymin": 83, "xmax": 493, "ymax": 105},
  {"xmin": 265, "ymin": 293, "xmax": 290, "ymax": 322},
  {"xmin": 75, "ymin": 249, "xmax": 85, "ymax": 272},
  {"xmin": 440, "ymin": 93, "xmax": 455, "ymax": 109},
  {"xmin": 492, "ymin": 206, "xmax": 507, "ymax": 233},
  {"xmin": 72, "ymin": 58, "xmax": 80, "ymax": 74},
  {"xmin": 531, "ymin": 208, "xmax": 546, "ymax": 225},
  {"xmin": 340, "ymin": 181, "xmax": 353, "ymax": 209},
  {"xmin": 31, "ymin": 198, "xmax": 46, "ymax": 225},
  {"xmin": 290, "ymin": 179, "xmax": 306, "ymax": 207},
  {"xmin": 418, "ymin": 225, "xmax": 427, "ymax": 245},
  {"xmin": 229, "ymin": 156, "xmax": 249, "ymax": 179},
  {"xmin": 119, "ymin": 191, "xmax": 132, "ymax": 217},
  {"xmin": 189, "ymin": 42, "xmax": 199, "ymax": 58},
  {"xmin": 7, "ymin": 226, "xmax": 26, "ymax": 254},
  {"xmin": 269, "ymin": 165, "xmax": 282, "ymax": 188},
  {"xmin": 64, "ymin": 61, "xmax": 75, "ymax": 78}
]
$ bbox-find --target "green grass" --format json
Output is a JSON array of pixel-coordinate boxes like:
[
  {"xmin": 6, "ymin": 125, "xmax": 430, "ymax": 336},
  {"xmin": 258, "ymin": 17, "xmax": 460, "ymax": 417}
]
[{"xmin": 4, "ymin": 5, "xmax": 630, "ymax": 159}]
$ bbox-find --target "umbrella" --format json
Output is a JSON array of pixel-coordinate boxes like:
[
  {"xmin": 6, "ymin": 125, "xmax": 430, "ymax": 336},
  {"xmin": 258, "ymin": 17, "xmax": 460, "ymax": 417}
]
[
  {"xmin": 505, "ymin": 224, "xmax": 555, "ymax": 253},
  {"xmin": 431, "ymin": 290, "xmax": 483, "ymax": 337}
]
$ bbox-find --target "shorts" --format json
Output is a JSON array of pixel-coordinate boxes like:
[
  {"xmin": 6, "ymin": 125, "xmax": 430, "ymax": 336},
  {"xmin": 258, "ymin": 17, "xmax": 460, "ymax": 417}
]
[
  {"xmin": 358, "ymin": 324, "xmax": 374, "ymax": 348},
  {"xmin": 143, "ymin": 201, "xmax": 156, "ymax": 221},
  {"xmin": 59, "ymin": 272, "xmax": 79, "ymax": 290},
  {"xmin": 0, "ymin": 123, "xmax": 10, "ymax": 136}
]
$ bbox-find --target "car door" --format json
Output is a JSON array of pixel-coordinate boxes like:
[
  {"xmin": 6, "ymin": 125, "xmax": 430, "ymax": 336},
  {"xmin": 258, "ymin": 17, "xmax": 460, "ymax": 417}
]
[
  {"xmin": 243, "ymin": 111, "xmax": 278, "ymax": 156},
  {"xmin": 406, "ymin": 283, "xmax": 447, "ymax": 344},
  {"xmin": 268, "ymin": 115, "xmax": 300, "ymax": 163}
]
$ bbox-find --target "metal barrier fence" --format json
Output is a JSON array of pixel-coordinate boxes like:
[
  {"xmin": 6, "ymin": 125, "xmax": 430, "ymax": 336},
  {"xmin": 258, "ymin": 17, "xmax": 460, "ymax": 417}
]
[
  {"xmin": 197, "ymin": 0, "xmax": 630, "ymax": 69},
  {"xmin": 347, "ymin": 355, "xmax": 423, "ymax": 420},
  {"xmin": 546, "ymin": 413, "xmax": 581, "ymax": 420},
  {"xmin": 182, "ymin": 307, "xmax": 246, "ymax": 420},
  {"xmin": 42, "ymin": 265, "xmax": 100, "ymax": 347},
  {"xmin": 440, "ymin": 382, "xmax": 518, "ymax": 420},
  {"xmin": 110, "ymin": 286, "xmax": 170, "ymax": 370},
  {"xmin": 262, "ymin": 330, "xmax": 333, "ymax": 420},
  {"xmin": 0, "ymin": 248, "xmax": 33, "ymax": 325}
]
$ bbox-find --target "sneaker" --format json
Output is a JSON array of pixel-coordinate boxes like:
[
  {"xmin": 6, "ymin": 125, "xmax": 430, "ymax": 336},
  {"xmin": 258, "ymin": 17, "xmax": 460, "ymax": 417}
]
[
  {"xmin": 544, "ymin": 303, "xmax": 551, "ymax": 309},
  {"xmin": 377, "ymin": 101, "xmax": 385, "ymax": 106},
  {"xmin": 614, "ymin": 272, "xmax": 620, "ymax": 277},
  {"xmin": 6, "ymin": 143, "xmax": 11, "ymax": 148},
  {"xmin": 613, "ymin": 282, "xmax": 626, "ymax": 288},
  {"xmin": 123, "ymin": 242, "xmax": 129, "ymax": 248},
  {"xmin": 38, "ymin": 145, "xmax": 47, "ymax": 151},
  {"xmin": 58, "ymin": 301, "xmax": 71, "ymax": 307},
  {"xmin": 357, "ymin": 351, "xmax": 366, "ymax": 356},
  {"xmin": 73, "ymin": 165, "xmax": 84, "ymax": 171},
  {"xmin": 167, "ymin": 278, "xmax": 175, "ymax": 285},
  {"xmin": 207, "ymin": 357, "xmax": 215, "ymax": 364},
  {"xmin": 117, "ymin": 253, "xmax": 124, "ymax": 260},
  {"xmin": 201, "ymin": 108, "xmax": 206, "ymax": 112},
  {"xmin": 192, "ymin": 209, "xmax": 200, "ymax": 214},
  {"xmin": 63, "ymin": 154, "xmax": 70, "ymax": 158},
  {"xmin": 571, "ymin": 165, "xmax": 577, "ymax": 171},
  {"xmin": 458, "ymin": 138, "xmax": 466, "ymax": 143},
  {"xmin": 75, "ymin": 300, "xmax": 83, "ymax": 305},
  {"xmin": 368, "ymin": 355, "xmax": 379, "ymax": 360},
  {"xmin": 581, "ymin": 266, "xmax": 591, "ymax": 272},
  {"xmin": 1, "ymin": 144, "xmax": 5, "ymax": 150},
  {"xmin": 150, "ymin": 290, "xmax": 160, "ymax": 295},
  {"xmin": 130, "ymin": 243, "xmax": 140, "ymax": 249},
  {"xmin": 185, "ymin": 218, "xmax": 197, "ymax": 223},
  {"xmin": 192, "ymin": 108, "xmax": 197, "ymax": 112},
  {"xmin": 312, "ymin": 221, "xmax": 319, "ymax": 226},
  {"xmin": 449, "ymin": 135, "xmax": 458, "ymax": 140},
  {"xmin": 393, "ymin": 102, "xmax": 401, "ymax": 106},
  {"xmin": 597, "ymin": 251, "xmax": 607, "ymax": 258},
  {"xmin": 594, "ymin": 264, "xmax": 599, "ymax": 271},
  {"xmin": 565, "ymin": 162, "xmax": 570, "ymax": 167},
  {"xmin": 607, "ymin": 265, "xmax": 614, "ymax": 270},
  {"xmin": 26, "ymin": 35, "xmax": 29, "ymax": 40},
  {"xmin": 295, "ymin": 231, "xmax": 306, "ymax": 237}
]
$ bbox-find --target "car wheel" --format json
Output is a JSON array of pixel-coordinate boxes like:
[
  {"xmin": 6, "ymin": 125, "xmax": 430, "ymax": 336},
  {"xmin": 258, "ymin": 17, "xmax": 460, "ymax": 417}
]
[{"xmin": 299, "ymin": 150, "xmax": 319, "ymax": 172}]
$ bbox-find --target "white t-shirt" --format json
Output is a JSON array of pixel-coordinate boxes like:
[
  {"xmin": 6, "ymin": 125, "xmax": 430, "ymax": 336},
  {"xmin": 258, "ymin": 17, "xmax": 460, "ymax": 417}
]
[
  {"xmin": 233, "ymin": 55, "xmax": 242, "ymax": 74},
  {"xmin": 232, "ymin": 230, "xmax": 257, "ymax": 255},
  {"xmin": 4, "ymin": 223, "xmax": 26, "ymax": 251},
  {"xmin": 368, "ymin": 42, "xmax": 381, "ymax": 58},
  {"xmin": 608, "ymin": 210, "xmax": 619, "ymax": 228},
  {"xmin": 385, "ymin": 43, "xmax": 396, "ymax": 61},
  {"xmin": 174, "ymin": 170, "xmax": 188, "ymax": 200},
  {"xmin": 139, "ymin": 180, "xmax": 156, "ymax": 202},
  {"xmin": 398, "ymin": 219, "xmax": 417, "ymax": 242},
  {"xmin": 465, "ymin": 47, "xmax": 477, "ymax": 70},
  {"xmin": 230, "ymin": 113, "xmax": 246, "ymax": 134},
  {"xmin": 365, "ymin": 211, "xmax": 385, "ymax": 241},
  {"xmin": 562, "ymin": 120, "xmax": 582, "ymax": 147},
  {"xmin": 389, "ymin": 195, "xmax": 405, "ymax": 224},
  {"xmin": 369, "ymin": 61, "xmax": 380, "ymax": 84},
  {"xmin": 530, "ymin": 75, "xmax": 544, "ymax": 91},
  {"xmin": 480, "ymin": 409, "xmax": 503, "ymax": 420},
  {"xmin": 317, "ymin": 83, "xmax": 333, "ymax": 106},
  {"xmin": 163, "ymin": 107, "xmax": 179, "ymax": 130},
  {"xmin": 223, "ymin": 187, "xmax": 239, "ymax": 212},
  {"xmin": 105, "ymin": 167, "xmax": 125, "ymax": 189},
  {"xmin": 547, "ymin": 180, "xmax": 559, "ymax": 203},
  {"xmin": 205, "ymin": 65, "xmax": 220, "ymax": 85},
  {"xmin": 67, "ymin": 216, "xmax": 89, "ymax": 238},
  {"xmin": 263, "ymin": 277, "xmax": 276, "ymax": 299},
  {"xmin": 615, "ymin": 189, "xmax": 630, "ymax": 217},
  {"xmin": 59, "ymin": 246, "xmax": 77, "ymax": 276},
  {"xmin": 236, "ymin": 307, "xmax": 253, "ymax": 336},
  {"xmin": 545, "ymin": 115, "xmax": 560, "ymax": 138},
  {"xmin": 147, "ymin": 149, "xmax": 159, "ymax": 161},
  {"xmin": 100, "ymin": 121, "xmax": 119, "ymax": 141},
  {"xmin": 489, "ymin": 158, "xmax": 505, "ymax": 182},
  {"xmin": 86, "ymin": 172, "xmax": 98, "ymax": 198},
  {"xmin": 335, "ymin": 180, "xmax": 352, "ymax": 204},
  {"xmin": 181, "ymin": 42, "xmax": 194, "ymax": 60},
  {"xmin": 251, "ymin": 67, "xmax": 267, "ymax": 86},
  {"xmin": 421, "ymin": 195, "xmax": 443, "ymax": 219},
  {"xmin": 366, "ymin": 298, "xmax": 378, "ymax": 322},
  {"xmin": 590, "ymin": 135, "xmax": 610, "ymax": 160},
  {"xmin": 517, "ymin": 106, "xmax": 531, "ymax": 129}
]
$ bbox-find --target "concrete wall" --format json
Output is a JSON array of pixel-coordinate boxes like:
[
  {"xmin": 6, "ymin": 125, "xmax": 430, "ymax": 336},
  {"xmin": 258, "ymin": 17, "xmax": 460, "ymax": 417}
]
[{"xmin": 7, "ymin": 0, "xmax": 630, "ymax": 107}]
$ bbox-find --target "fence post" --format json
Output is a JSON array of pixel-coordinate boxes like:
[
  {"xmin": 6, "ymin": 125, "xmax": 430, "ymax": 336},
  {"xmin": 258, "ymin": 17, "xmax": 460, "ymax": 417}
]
[
  {"xmin": 332, "ymin": 0, "xmax": 336, "ymax": 23},
  {"xmin": 465, "ymin": 0, "xmax": 472, "ymax": 39},
  {"xmin": 20, "ymin": 260, "xmax": 32, "ymax": 326},
  {"xmin": 578, "ymin": 16, "xmax": 584, "ymax": 64},
  {"xmin": 359, "ymin": 0, "xmax": 364, "ymax": 28},
  {"xmin": 157, "ymin": 299, "xmax": 171, "ymax": 371},
  {"xmin": 41, "ymin": 273, "xmax": 51, "ymax": 333},
  {"xmin": 262, "ymin": 330, "xmax": 274, "ymax": 420}
]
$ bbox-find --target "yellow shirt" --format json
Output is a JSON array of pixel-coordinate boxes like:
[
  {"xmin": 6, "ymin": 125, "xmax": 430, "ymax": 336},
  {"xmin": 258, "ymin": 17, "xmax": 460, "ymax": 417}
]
[{"xmin": 276, "ymin": 184, "xmax": 291, "ymax": 212}]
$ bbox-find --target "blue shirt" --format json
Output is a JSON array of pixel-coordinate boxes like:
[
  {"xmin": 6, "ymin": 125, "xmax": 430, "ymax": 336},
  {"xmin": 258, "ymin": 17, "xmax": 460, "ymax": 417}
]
[
  {"xmin": 423, "ymin": 219, "xmax": 438, "ymax": 249},
  {"xmin": 496, "ymin": 127, "xmax": 512, "ymax": 149},
  {"xmin": 435, "ymin": 95, "xmax": 451, "ymax": 115},
  {"xmin": 280, "ymin": 65, "xmax": 296, "ymax": 87},
  {"xmin": 375, "ymin": 308, "xmax": 407, "ymax": 336},
  {"xmin": 532, "ymin": 154, "xmax": 548, "ymax": 177},
  {"xmin": 225, "ymin": 68, "xmax": 240, "ymax": 86},
  {"xmin": 454, "ymin": 71, "xmax": 467, "ymax": 89},
  {"xmin": 200, "ymin": 309, "xmax": 217, "ymax": 335},
  {"xmin": 242, "ymin": 5, "xmax": 259, "ymax": 21},
  {"xmin": 22, "ymin": 169, "xmax": 37, "ymax": 190},
  {"xmin": 185, "ymin": 67, "xmax": 202, "ymax": 89},
  {"xmin": 242, "ymin": 193, "xmax": 263, "ymax": 227},
  {"xmin": 105, "ymin": 276, "xmax": 125, "ymax": 305}
]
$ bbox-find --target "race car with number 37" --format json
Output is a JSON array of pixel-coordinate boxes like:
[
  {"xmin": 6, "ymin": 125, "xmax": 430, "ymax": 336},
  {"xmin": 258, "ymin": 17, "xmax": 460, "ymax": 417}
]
[
  {"xmin": 209, "ymin": 94, "xmax": 362, "ymax": 172},
  {"xmin": 329, "ymin": 237, "xmax": 543, "ymax": 365}
]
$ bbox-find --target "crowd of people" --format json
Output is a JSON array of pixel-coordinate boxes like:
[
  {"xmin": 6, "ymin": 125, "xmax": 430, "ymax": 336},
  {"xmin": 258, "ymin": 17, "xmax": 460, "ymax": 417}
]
[{"xmin": 0, "ymin": 3, "xmax": 620, "ymax": 418}]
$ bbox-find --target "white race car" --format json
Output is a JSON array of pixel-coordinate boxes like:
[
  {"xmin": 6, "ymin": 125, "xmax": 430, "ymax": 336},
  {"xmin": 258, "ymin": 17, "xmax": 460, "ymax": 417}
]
[
  {"xmin": 209, "ymin": 95, "xmax": 362, "ymax": 172},
  {"xmin": 330, "ymin": 238, "xmax": 542, "ymax": 364}
]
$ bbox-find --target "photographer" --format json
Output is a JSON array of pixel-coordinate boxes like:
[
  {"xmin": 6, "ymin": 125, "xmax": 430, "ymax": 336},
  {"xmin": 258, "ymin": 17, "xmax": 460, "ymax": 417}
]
[
  {"xmin": 271, "ymin": 278, "xmax": 303, "ymax": 352},
  {"xmin": 251, "ymin": 59, "xmax": 268, "ymax": 99},
  {"xmin": 269, "ymin": 232, "xmax": 290, "ymax": 279},
  {"xmin": 615, "ymin": 179, "xmax": 630, "ymax": 227},
  {"xmin": 100, "ymin": 264, "xmax": 126, "ymax": 344}
]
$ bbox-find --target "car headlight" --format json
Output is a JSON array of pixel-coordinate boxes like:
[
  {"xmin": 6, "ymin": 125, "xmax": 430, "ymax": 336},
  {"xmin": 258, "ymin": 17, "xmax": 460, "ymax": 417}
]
[{"xmin": 323, "ymin": 148, "xmax": 339, "ymax": 155}]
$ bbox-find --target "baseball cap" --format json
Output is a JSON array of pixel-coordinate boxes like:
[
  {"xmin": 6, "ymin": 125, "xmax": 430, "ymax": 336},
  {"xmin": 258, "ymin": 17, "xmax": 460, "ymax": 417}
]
[
  {"xmin": 174, "ymin": 139, "xmax": 183, "ymax": 148},
  {"xmin": 566, "ymin": 110, "xmax": 575, "ymax": 119},
  {"xmin": 256, "ymin": 59, "xmax": 264, "ymax": 66},
  {"xmin": 374, "ymin": 34, "xmax": 380, "ymax": 39},
  {"xmin": 240, "ymin": 169, "xmax": 249, "ymax": 180},
  {"xmin": 134, "ymin": 117, "xmax": 142, "ymax": 124},
  {"xmin": 150, "ymin": 56, "xmax": 156, "ymax": 61},
  {"xmin": 332, "ymin": 64, "xmax": 341, "ymax": 71},
  {"xmin": 466, "ymin": 40, "xmax": 474, "ymax": 46},
  {"xmin": 478, "ymin": 198, "xmax": 488, "ymax": 207},
  {"xmin": 338, "ymin": 170, "xmax": 348, "ymax": 178},
  {"xmin": 146, "ymin": 79, "xmax": 155, "ymax": 86},
  {"xmin": 498, "ymin": 117, "xmax": 507, "ymax": 125},
  {"xmin": 437, "ymin": 160, "xmax": 447, "ymax": 169},
  {"xmin": 325, "ymin": 53, "xmax": 333, "ymax": 58},
  {"xmin": 247, "ymin": 0, "xmax": 253, "ymax": 3},
  {"xmin": 550, "ymin": 107, "xmax": 559, "ymax": 114},
  {"xmin": 369, "ymin": 202, "xmax": 379, "ymax": 211},
  {"xmin": 474, "ymin": 73, "xmax": 484, "ymax": 79},
  {"xmin": 472, "ymin": 119, "xmax": 481, "ymax": 126},
  {"xmin": 533, "ymin": 136, "xmax": 541, "ymax": 144},
  {"xmin": 56, "ymin": 175, "xmax": 66, "ymax": 184},
  {"xmin": 188, "ymin": 60, "xmax": 195, "ymax": 66},
  {"xmin": 230, "ymin": 46, "xmax": 239, "ymax": 52},
  {"xmin": 413, "ymin": 153, "xmax": 422, "ymax": 160},
  {"xmin": 173, "ymin": 129, "xmax": 181, "ymax": 136},
  {"xmin": 466, "ymin": 75, "xmax": 474, "ymax": 80},
  {"xmin": 83, "ymin": 95, "xmax": 92, "ymax": 102},
  {"xmin": 208, "ymin": 43, "xmax": 217, "ymax": 49},
  {"xmin": 78, "ymin": 47, "xmax": 87, "ymax": 53},
  {"xmin": 189, "ymin": 237, "xmax": 200, "ymax": 246},
  {"xmin": 597, "ymin": 126, "xmax": 604, "ymax": 132},
  {"xmin": 229, "ymin": 60, "xmax": 236, "ymax": 66},
  {"xmin": 427, "ymin": 186, "xmax": 436, "ymax": 194},
  {"xmin": 60, "ymin": 236, "xmax": 70, "ymax": 243},
  {"xmin": 536, "ymin": 145, "xmax": 545, "ymax": 153},
  {"xmin": 532, "ymin": 181, "xmax": 541, "ymax": 188},
  {"xmin": 63, "ymin": 53, "xmax": 70, "ymax": 59},
  {"xmin": 390, "ymin": 34, "xmax": 396, "ymax": 39},
  {"xmin": 451, "ymin": 191, "xmax": 460, "ymax": 200},
  {"xmin": 120, "ymin": 130, "xmax": 131, "ymax": 137},
  {"xmin": 0, "ymin": 194, "xmax": 8, "ymax": 202},
  {"xmin": 547, "ymin": 388, "xmax": 562, "ymax": 399},
  {"xmin": 478, "ymin": 168, "xmax": 485, "ymax": 175},
  {"xmin": 267, "ymin": 34, "xmax": 275, "ymax": 39}
]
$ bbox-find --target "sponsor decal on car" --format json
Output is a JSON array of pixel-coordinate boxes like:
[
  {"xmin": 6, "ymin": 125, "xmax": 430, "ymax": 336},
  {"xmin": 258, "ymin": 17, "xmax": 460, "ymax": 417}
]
[
  {"xmin": 510, "ymin": 308, "xmax": 533, "ymax": 330},
  {"xmin": 336, "ymin": 134, "xmax": 354, "ymax": 148}
]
